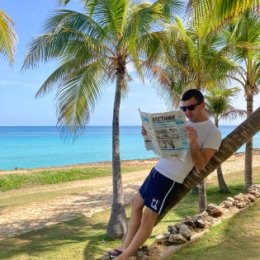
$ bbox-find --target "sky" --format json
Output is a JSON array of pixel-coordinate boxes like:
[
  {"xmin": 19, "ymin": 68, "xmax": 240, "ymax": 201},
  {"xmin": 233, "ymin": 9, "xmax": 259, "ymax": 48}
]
[{"xmin": 0, "ymin": 0, "xmax": 259, "ymax": 126}]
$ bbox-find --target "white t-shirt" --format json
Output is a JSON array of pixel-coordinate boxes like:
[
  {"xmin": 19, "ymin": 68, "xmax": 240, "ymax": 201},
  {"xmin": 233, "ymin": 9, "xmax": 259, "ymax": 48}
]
[{"xmin": 154, "ymin": 120, "xmax": 221, "ymax": 183}]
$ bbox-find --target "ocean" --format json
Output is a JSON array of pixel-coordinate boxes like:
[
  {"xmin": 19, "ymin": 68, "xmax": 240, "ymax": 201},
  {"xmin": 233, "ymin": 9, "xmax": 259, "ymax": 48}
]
[{"xmin": 0, "ymin": 126, "xmax": 259, "ymax": 170}]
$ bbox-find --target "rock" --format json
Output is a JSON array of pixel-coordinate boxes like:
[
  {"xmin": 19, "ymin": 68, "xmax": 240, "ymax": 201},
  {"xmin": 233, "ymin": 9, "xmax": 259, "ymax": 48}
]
[
  {"xmin": 184, "ymin": 216, "xmax": 195, "ymax": 228},
  {"xmin": 236, "ymin": 202, "xmax": 247, "ymax": 209},
  {"xmin": 246, "ymin": 194, "xmax": 256, "ymax": 202},
  {"xmin": 226, "ymin": 197, "xmax": 235, "ymax": 204},
  {"xmin": 196, "ymin": 218, "xmax": 206, "ymax": 228},
  {"xmin": 179, "ymin": 224, "xmax": 193, "ymax": 240},
  {"xmin": 206, "ymin": 204, "xmax": 223, "ymax": 218},
  {"xmin": 248, "ymin": 190, "xmax": 260, "ymax": 198},
  {"xmin": 192, "ymin": 216, "xmax": 206, "ymax": 228},
  {"xmin": 221, "ymin": 200, "xmax": 233, "ymax": 208},
  {"xmin": 167, "ymin": 225, "xmax": 178, "ymax": 234},
  {"xmin": 135, "ymin": 246, "xmax": 150, "ymax": 259},
  {"xmin": 156, "ymin": 234, "xmax": 169, "ymax": 240},
  {"xmin": 174, "ymin": 223, "xmax": 181, "ymax": 231},
  {"xmin": 168, "ymin": 234, "xmax": 187, "ymax": 244},
  {"xmin": 155, "ymin": 233, "xmax": 170, "ymax": 244},
  {"xmin": 234, "ymin": 193, "xmax": 246, "ymax": 202}
]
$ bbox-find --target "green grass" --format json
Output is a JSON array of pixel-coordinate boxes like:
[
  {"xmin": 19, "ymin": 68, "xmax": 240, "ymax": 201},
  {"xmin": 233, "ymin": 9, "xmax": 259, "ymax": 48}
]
[
  {"xmin": 0, "ymin": 166, "xmax": 259, "ymax": 260},
  {"xmin": 0, "ymin": 165, "xmax": 153, "ymax": 191}
]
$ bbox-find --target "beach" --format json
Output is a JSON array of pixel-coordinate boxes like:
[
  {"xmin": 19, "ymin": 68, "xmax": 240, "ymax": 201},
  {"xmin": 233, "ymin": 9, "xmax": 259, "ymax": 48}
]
[{"xmin": 1, "ymin": 149, "xmax": 260, "ymax": 176}]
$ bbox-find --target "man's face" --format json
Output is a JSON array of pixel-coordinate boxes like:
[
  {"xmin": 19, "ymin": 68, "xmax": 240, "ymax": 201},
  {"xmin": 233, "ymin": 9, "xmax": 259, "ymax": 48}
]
[{"xmin": 180, "ymin": 97, "xmax": 205, "ymax": 122}]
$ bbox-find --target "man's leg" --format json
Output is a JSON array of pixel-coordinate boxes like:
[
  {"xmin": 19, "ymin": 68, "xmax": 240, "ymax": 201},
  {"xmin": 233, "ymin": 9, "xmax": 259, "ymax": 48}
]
[
  {"xmin": 110, "ymin": 192, "xmax": 144, "ymax": 255},
  {"xmin": 116, "ymin": 207, "xmax": 158, "ymax": 260},
  {"xmin": 122, "ymin": 192, "xmax": 145, "ymax": 250}
]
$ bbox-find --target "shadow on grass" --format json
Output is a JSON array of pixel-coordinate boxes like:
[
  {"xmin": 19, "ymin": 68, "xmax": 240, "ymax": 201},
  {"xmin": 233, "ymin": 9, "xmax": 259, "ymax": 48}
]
[
  {"xmin": 0, "ymin": 217, "xmax": 108, "ymax": 260},
  {"xmin": 0, "ymin": 181, "xmax": 255, "ymax": 260}
]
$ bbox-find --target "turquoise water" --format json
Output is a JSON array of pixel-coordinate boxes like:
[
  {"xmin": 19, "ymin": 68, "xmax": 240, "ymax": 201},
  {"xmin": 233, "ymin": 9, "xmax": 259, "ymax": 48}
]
[{"xmin": 0, "ymin": 126, "xmax": 259, "ymax": 170}]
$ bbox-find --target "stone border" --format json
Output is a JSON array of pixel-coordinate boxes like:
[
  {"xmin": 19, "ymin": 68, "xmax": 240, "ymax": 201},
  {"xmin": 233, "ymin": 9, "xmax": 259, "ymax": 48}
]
[{"xmin": 99, "ymin": 184, "xmax": 260, "ymax": 260}]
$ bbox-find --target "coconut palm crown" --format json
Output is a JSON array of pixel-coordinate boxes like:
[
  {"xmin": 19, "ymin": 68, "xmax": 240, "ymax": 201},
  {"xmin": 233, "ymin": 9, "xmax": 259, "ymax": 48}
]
[{"xmin": 205, "ymin": 86, "xmax": 246, "ymax": 127}]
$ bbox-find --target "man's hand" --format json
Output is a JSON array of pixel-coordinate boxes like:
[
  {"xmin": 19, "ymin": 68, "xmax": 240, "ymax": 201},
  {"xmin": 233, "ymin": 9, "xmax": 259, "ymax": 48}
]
[
  {"xmin": 186, "ymin": 126, "xmax": 198, "ymax": 146},
  {"xmin": 141, "ymin": 126, "xmax": 147, "ymax": 136}
]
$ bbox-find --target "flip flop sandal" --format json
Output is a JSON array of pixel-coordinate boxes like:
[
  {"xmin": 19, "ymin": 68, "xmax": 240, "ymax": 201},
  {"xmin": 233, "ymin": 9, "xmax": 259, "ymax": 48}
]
[{"xmin": 107, "ymin": 249, "xmax": 123, "ymax": 258}]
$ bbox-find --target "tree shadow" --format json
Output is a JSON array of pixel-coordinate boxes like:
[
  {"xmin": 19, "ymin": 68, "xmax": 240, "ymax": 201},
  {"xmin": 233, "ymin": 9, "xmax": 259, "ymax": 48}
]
[{"xmin": 0, "ymin": 216, "xmax": 107, "ymax": 260}]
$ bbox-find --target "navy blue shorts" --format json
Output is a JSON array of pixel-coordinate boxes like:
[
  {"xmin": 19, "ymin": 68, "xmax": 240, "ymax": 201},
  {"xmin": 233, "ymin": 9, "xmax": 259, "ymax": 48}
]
[{"xmin": 139, "ymin": 168, "xmax": 182, "ymax": 215}]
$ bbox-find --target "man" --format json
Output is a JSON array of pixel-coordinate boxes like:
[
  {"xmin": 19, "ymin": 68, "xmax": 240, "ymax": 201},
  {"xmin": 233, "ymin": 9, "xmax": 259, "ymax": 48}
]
[{"xmin": 111, "ymin": 89, "xmax": 221, "ymax": 260}]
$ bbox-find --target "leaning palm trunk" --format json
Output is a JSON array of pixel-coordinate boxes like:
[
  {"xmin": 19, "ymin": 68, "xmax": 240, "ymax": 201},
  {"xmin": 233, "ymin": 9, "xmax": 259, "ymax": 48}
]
[
  {"xmin": 106, "ymin": 73, "xmax": 127, "ymax": 239},
  {"xmin": 198, "ymin": 181, "xmax": 207, "ymax": 212},
  {"xmin": 215, "ymin": 121, "xmax": 229, "ymax": 193},
  {"xmin": 245, "ymin": 93, "xmax": 254, "ymax": 191},
  {"xmin": 156, "ymin": 106, "xmax": 260, "ymax": 224},
  {"xmin": 216, "ymin": 166, "xmax": 230, "ymax": 193}
]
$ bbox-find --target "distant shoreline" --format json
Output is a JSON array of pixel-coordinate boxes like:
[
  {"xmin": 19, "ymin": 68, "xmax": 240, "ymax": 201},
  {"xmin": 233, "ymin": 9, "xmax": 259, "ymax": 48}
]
[
  {"xmin": 0, "ymin": 157, "xmax": 159, "ymax": 175},
  {"xmin": 1, "ymin": 125, "xmax": 259, "ymax": 171},
  {"xmin": 1, "ymin": 149, "xmax": 260, "ymax": 176}
]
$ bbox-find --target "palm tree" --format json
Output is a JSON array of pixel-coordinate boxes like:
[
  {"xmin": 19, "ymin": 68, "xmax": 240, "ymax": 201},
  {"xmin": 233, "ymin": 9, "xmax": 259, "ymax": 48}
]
[
  {"xmin": 150, "ymin": 17, "xmax": 234, "ymax": 106},
  {"xmin": 223, "ymin": 10, "xmax": 260, "ymax": 191},
  {"xmin": 152, "ymin": 18, "xmax": 235, "ymax": 211},
  {"xmin": 205, "ymin": 86, "xmax": 246, "ymax": 193},
  {"xmin": 22, "ymin": 0, "xmax": 182, "ymax": 239},
  {"xmin": 0, "ymin": 9, "xmax": 17, "ymax": 63},
  {"xmin": 157, "ymin": 105, "xmax": 260, "ymax": 224}
]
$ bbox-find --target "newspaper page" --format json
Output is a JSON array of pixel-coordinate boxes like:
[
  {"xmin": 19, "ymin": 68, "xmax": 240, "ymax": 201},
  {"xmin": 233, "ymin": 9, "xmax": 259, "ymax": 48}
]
[{"xmin": 139, "ymin": 109, "xmax": 189, "ymax": 160}]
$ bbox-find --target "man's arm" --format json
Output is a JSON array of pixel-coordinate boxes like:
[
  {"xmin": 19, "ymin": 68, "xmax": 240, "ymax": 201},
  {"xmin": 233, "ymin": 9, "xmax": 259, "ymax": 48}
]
[{"xmin": 187, "ymin": 126, "xmax": 217, "ymax": 171}]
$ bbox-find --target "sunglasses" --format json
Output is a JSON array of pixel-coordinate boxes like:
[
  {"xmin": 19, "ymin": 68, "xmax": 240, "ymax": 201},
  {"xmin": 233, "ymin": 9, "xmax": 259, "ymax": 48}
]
[{"xmin": 180, "ymin": 102, "xmax": 201, "ymax": 112}]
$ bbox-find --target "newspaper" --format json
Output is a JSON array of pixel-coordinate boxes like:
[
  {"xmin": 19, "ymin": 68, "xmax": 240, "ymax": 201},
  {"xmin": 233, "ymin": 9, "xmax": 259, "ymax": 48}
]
[{"xmin": 139, "ymin": 109, "xmax": 189, "ymax": 160}]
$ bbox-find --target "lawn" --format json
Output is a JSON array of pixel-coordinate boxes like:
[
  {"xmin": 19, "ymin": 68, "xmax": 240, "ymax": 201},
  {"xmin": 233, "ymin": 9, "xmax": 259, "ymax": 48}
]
[
  {"xmin": 0, "ymin": 164, "xmax": 155, "ymax": 192},
  {"xmin": 0, "ymin": 166, "xmax": 259, "ymax": 260}
]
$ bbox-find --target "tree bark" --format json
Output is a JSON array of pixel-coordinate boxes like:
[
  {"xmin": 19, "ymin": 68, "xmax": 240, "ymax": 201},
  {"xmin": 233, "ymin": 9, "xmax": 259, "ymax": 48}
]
[
  {"xmin": 245, "ymin": 93, "xmax": 254, "ymax": 191},
  {"xmin": 198, "ymin": 181, "xmax": 207, "ymax": 212},
  {"xmin": 156, "ymin": 106, "xmax": 260, "ymax": 224},
  {"xmin": 215, "ymin": 120, "xmax": 229, "ymax": 193},
  {"xmin": 106, "ymin": 73, "xmax": 127, "ymax": 239},
  {"xmin": 216, "ymin": 165, "xmax": 230, "ymax": 193}
]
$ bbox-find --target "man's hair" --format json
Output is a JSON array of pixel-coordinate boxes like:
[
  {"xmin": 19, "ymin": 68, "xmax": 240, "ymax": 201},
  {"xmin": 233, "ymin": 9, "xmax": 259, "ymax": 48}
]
[{"xmin": 181, "ymin": 89, "xmax": 204, "ymax": 103}]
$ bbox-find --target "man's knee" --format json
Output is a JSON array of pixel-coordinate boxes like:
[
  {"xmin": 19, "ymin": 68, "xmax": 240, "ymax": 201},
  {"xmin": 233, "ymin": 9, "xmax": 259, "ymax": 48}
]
[
  {"xmin": 141, "ymin": 207, "xmax": 158, "ymax": 226},
  {"xmin": 131, "ymin": 193, "xmax": 144, "ymax": 212}
]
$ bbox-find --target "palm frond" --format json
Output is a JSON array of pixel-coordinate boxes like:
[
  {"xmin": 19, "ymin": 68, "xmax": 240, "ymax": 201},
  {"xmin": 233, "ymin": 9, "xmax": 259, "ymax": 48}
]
[
  {"xmin": 44, "ymin": 10, "xmax": 109, "ymax": 42},
  {"xmin": 0, "ymin": 9, "xmax": 17, "ymax": 63},
  {"xmin": 220, "ymin": 106, "xmax": 247, "ymax": 121},
  {"xmin": 22, "ymin": 10, "xmax": 112, "ymax": 70},
  {"xmin": 55, "ymin": 58, "xmax": 108, "ymax": 139},
  {"xmin": 187, "ymin": 0, "xmax": 260, "ymax": 34},
  {"xmin": 58, "ymin": 0, "xmax": 71, "ymax": 5},
  {"xmin": 85, "ymin": 0, "xmax": 129, "ymax": 39},
  {"xmin": 154, "ymin": 0, "xmax": 185, "ymax": 19}
]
